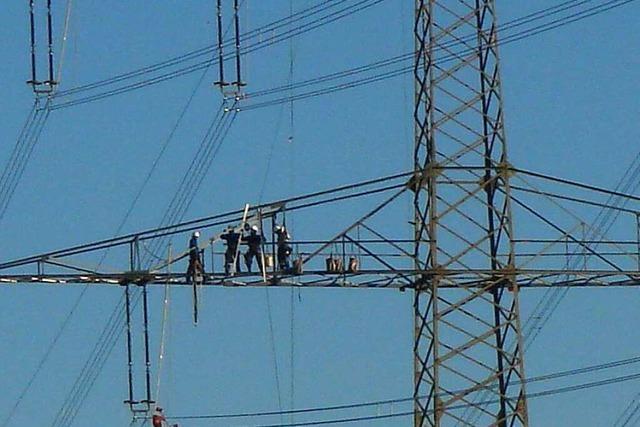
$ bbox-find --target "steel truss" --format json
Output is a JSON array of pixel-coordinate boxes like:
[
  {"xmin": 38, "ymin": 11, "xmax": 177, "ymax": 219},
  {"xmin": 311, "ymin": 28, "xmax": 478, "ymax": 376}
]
[
  {"xmin": 413, "ymin": 1, "xmax": 526, "ymax": 425},
  {"xmin": 4, "ymin": 2, "xmax": 640, "ymax": 425},
  {"xmin": 1, "ymin": 168, "xmax": 640, "ymax": 423}
]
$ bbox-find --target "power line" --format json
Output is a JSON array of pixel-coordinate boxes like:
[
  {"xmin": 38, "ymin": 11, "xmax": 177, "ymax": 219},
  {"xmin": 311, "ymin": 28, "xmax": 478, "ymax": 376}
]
[
  {"xmin": 53, "ymin": 0, "xmax": 594, "ymax": 103},
  {"xmin": 167, "ymin": 354, "xmax": 640, "ymax": 421},
  {"xmin": 49, "ymin": 0, "xmax": 387, "ymax": 110},
  {"xmin": 240, "ymin": 0, "xmax": 639, "ymax": 112},
  {"xmin": 141, "ymin": 103, "xmax": 238, "ymax": 266},
  {"xmin": 0, "ymin": 100, "xmax": 51, "ymax": 225},
  {"xmin": 50, "ymin": 291, "xmax": 134, "ymax": 427},
  {"xmin": 53, "ymin": 0, "xmax": 349, "ymax": 98},
  {"xmin": 47, "ymin": 0, "xmax": 634, "ymax": 116}
]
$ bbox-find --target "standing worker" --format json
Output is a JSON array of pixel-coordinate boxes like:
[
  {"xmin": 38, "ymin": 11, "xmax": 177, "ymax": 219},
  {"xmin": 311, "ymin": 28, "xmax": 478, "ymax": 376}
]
[
  {"xmin": 186, "ymin": 231, "xmax": 203, "ymax": 283},
  {"xmin": 244, "ymin": 225, "xmax": 264, "ymax": 273},
  {"xmin": 221, "ymin": 226, "xmax": 242, "ymax": 275},
  {"xmin": 274, "ymin": 224, "xmax": 292, "ymax": 271}
]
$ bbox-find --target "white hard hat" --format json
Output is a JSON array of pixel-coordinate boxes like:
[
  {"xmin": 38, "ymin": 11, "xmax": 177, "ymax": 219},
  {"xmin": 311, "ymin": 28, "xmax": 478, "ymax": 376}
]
[
  {"xmin": 251, "ymin": 225, "xmax": 259, "ymax": 232},
  {"xmin": 193, "ymin": 231, "xmax": 200, "ymax": 238}
]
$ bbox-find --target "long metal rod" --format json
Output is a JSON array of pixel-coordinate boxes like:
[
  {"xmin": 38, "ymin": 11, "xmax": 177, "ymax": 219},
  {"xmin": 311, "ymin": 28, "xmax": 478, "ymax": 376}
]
[
  {"xmin": 29, "ymin": 0, "xmax": 37, "ymax": 85},
  {"xmin": 475, "ymin": 2, "xmax": 509, "ymax": 424},
  {"xmin": 46, "ymin": 0, "xmax": 55, "ymax": 84},
  {"xmin": 125, "ymin": 283, "xmax": 135, "ymax": 405},
  {"xmin": 636, "ymin": 214, "xmax": 640, "ymax": 271},
  {"xmin": 215, "ymin": 0, "xmax": 226, "ymax": 86},
  {"xmin": 142, "ymin": 284, "xmax": 153, "ymax": 405},
  {"xmin": 233, "ymin": 0, "xmax": 243, "ymax": 86}
]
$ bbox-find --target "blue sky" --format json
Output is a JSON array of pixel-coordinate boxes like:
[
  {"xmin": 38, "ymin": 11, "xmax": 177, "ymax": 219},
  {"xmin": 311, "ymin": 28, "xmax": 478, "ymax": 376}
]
[{"xmin": 1, "ymin": 1, "xmax": 640, "ymax": 426}]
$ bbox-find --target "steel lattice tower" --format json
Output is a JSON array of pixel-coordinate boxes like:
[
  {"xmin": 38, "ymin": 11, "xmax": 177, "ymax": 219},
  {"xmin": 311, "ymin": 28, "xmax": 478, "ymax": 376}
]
[
  {"xmin": 8, "ymin": 2, "xmax": 640, "ymax": 426},
  {"xmin": 413, "ymin": 1, "xmax": 528, "ymax": 425}
]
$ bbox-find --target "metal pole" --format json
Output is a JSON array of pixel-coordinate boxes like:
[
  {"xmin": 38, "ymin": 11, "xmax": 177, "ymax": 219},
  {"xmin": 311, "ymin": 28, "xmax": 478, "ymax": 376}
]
[
  {"xmin": 125, "ymin": 284, "xmax": 135, "ymax": 405},
  {"xmin": 192, "ymin": 277, "xmax": 199, "ymax": 324},
  {"xmin": 636, "ymin": 212, "xmax": 640, "ymax": 271},
  {"xmin": 215, "ymin": 0, "xmax": 226, "ymax": 87},
  {"xmin": 29, "ymin": 0, "xmax": 37, "ymax": 85},
  {"xmin": 271, "ymin": 216, "xmax": 277, "ymax": 273},
  {"xmin": 233, "ymin": 0, "xmax": 243, "ymax": 87},
  {"xmin": 46, "ymin": 0, "xmax": 55, "ymax": 84},
  {"xmin": 142, "ymin": 284, "xmax": 153, "ymax": 405}
]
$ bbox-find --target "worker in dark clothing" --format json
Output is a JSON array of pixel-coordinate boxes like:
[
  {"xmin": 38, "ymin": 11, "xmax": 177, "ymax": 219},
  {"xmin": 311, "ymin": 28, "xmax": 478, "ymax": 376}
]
[
  {"xmin": 221, "ymin": 226, "xmax": 242, "ymax": 275},
  {"xmin": 274, "ymin": 224, "xmax": 292, "ymax": 271},
  {"xmin": 152, "ymin": 407, "xmax": 166, "ymax": 427},
  {"xmin": 244, "ymin": 225, "xmax": 264, "ymax": 273},
  {"xmin": 186, "ymin": 231, "xmax": 203, "ymax": 284}
]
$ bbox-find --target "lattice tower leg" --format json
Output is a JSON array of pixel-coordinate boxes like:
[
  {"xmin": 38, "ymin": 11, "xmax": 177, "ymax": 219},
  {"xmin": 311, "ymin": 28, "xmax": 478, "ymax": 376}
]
[{"xmin": 413, "ymin": 1, "xmax": 529, "ymax": 426}]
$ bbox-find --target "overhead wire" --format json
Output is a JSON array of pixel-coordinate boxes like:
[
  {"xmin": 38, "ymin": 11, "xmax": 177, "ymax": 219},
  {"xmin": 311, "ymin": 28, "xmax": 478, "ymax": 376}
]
[
  {"xmin": 287, "ymin": 1, "xmax": 297, "ymax": 423},
  {"xmin": 165, "ymin": 353, "xmax": 640, "ymax": 421},
  {"xmin": 51, "ymin": 0, "xmax": 624, "ymax": 112},
  {"xmin": 55, "ymin": 0, "xmax": 74, "ymax": 85},
  {"xmin": 50, "ymin": 290, "xmax": 141, "ymax": 427},
  {"xmin": 7, "ymin": 1, "xmax": 629, "ymax": 424},
  {"xmin": 239, "ymin": 0, "xmax": 639, "ymax": 112},
  {"xmin": 6, "ymin": 52, "xmax": 216, "ymax": 427},
  {"xmin": 614, "ymin": 390, "xmax": 640, "ymax": 427},
  {"xmin": 53, "ymin": 0, "xmax": 349, "ymax": 98},
  {"xmin": 0, "ymin": 170, "xmax": 412, "ymax": 272},
  {"xmin": 141, "ymin": 102, "xmax": 238, "ymax": 267},
  {"xmin": 0, "ymin": 100, "xmax": 51, "ymax": 224},
  {"xmin": 243, "ymin": 372, "xmax": 640, "ymax": 426},
  {"xmin": 49, "ymin": 0, "xmax": 386, "ymax": 110}
]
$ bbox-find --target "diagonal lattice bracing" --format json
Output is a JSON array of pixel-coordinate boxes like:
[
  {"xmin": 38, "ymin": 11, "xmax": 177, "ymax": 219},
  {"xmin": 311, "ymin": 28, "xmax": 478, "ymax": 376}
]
[{"xmin": 413, "ymin": 1, "xmax": 528, "ymax": 426}]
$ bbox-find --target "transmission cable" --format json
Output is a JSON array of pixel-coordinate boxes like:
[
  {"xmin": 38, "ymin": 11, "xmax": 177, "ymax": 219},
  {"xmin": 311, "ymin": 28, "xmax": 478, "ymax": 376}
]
[
  {"xmin": 0, "ymin": 100, "xmax": 51, "ymax": 225},
  {"xmin": 141, "ymin": 102, "xmax": 238, "ymax": 267},
  {"xmin": 53, "ymin": 0, "xmax": 350, "ymax": 98},
  {"xmin": 165, "ymin": 353, "xmax": 640, "ymax": 421},
  {"xmin": 240, "ymin": 0, "xmax": 639, "ymax": 112},
  {"xmin": 51, "ymin": 0, "xmax": 615, "ymax": 111},
  {"xmin": 50, "ymin": 290, "xmax": 140, "ymax": 427},
  {"xmin": 244, "ymin": 371, "xmax": 640, "ymax": 426},
  {"xmin": 49, "ymin": 0, "xmax": 388, "ymax": 110}
]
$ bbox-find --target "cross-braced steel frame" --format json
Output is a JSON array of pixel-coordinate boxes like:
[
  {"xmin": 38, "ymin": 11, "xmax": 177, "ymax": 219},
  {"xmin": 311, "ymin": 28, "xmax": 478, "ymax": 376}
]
[
  {"xmin": 413, "ymin": 1, "xmax": 528, "ymax": 425},
  {"xmin": 6, "ymin": 2, "xmax": 640, "ymax": 425}
]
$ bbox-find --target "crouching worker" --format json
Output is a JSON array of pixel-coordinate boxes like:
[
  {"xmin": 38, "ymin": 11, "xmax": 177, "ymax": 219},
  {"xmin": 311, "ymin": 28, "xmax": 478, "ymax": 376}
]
[
  {"xmin": 274, "ymin": 224, "xmax": 293, "ymax": 271},
  {"xmin": 152, "ymin": 407, "xmax": 179, "ymax": 427},
  {"xmin": 152, "ymin": 407, "xmax": 166, "ymax": 427}
]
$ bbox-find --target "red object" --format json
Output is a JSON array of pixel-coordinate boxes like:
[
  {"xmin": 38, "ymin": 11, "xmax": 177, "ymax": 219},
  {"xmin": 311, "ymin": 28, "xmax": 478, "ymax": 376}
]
[{"xmin": 152, "ymin": 414, "xmax": 165, "ymax": 427}]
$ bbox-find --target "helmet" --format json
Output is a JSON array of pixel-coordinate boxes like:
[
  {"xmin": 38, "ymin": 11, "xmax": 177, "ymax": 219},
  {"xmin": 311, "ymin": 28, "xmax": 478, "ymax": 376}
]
[
  {"xmin": 251, "ymin": 225, "xmax": 259, "ymax": 232},
  {"xmin": 193, "ymin": 231, "xmax": 200, "ymax": 238},
  {"xmin": 274, "ymin": 225, "xmax": 283, "ymax": 232}
]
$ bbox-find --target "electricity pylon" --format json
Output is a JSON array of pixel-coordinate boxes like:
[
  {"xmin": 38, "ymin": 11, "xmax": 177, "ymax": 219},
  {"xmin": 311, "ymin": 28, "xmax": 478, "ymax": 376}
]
[
  {"xmin": 412, "ymin": 1, "xmax": 527, "ymax": 425},
  {"xmin": 4, "ymin": 2, "xmax": 640, "ymax": 426}
]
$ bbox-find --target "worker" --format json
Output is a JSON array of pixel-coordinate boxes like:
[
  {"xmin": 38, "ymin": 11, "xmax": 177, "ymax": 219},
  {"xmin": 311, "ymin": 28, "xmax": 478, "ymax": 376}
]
[
  {"xmin": 348, "ymin": 256, "xmax": 359, "ymax": 273},
  {"xmin": 152, "ymin": 407, "xmax": 166, "ymax": 427},
  {"xmin": 221, "ymin": 226, "xmax": 242, "ymax": 275},
  {"xmin": 244, "ymin": 225, "xmax": 264, "ymax": 273},
  {"xmin": 186, "ymin": 231, "xmax": 203, "ymax": 284},
  {"xmin": 274, "ymin": 224, "xmax": 292, "ymax": 271}
]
